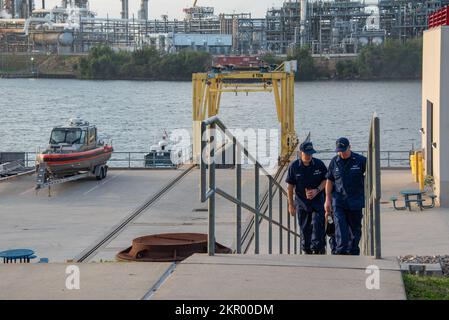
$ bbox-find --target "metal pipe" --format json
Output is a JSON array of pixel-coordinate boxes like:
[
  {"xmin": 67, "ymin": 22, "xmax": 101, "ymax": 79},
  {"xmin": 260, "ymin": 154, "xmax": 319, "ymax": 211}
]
[
  {"xmin": 121, "ymin": 0, "xmax": 129, "ymax": 20},
  {"xmin": 287, "ymin": 201, "xmax": 291, "ymax": 254},
  {"xmin": 138, "ymin": 0, "xmax": 149, "ymax": 20},
  {"xmin": 373, "ymin": 116, "xmax": 382, "ymax": 259},
  {"xmin": 208, "ymin": 122, "xmax": 216, "ymax": 256},
  {"xmin": 268, "ymin": 178, "xmax": 273, "ymax": 254},
  {"xmin": 236, "ymin": 139, "xmax": 242, "ymax": 254},
  {"xmin": 200, "ymin": 121, "xmax": 207, "ymax": 202},
  {"xmin": 254, "ymin": 163, "xmax": 260, "ymax": 254},
  {"xmin": 279, "ymin": 187, "xmax": 283, "ymax": 254},
  {"xmin": 215, "ymin": 188, "xmax": 300, "ymax": 237},
  {"xmin": 294, "ymin": 209, "xmax": 297, "ymax": 254}
]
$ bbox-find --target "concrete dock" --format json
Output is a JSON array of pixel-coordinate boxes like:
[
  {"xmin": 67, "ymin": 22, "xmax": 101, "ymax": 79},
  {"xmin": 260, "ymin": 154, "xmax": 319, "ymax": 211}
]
[
  {"xmin": 0, "ymin": 169, "xmax": 182, "ymax": 262},
  {"xmin": 1, "ymin": 168, "xmax": 448, "ymax": 300},
  {"xmin": 0, "ymin": 166, "xmax": 261, "ymax": 262}
]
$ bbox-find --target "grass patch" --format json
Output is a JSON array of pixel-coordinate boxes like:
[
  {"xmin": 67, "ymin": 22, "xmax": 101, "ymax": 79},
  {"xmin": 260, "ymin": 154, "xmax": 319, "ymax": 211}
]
[{"xmin": 403, "ymin": 274, "xmax": 449, "ymax": 300}]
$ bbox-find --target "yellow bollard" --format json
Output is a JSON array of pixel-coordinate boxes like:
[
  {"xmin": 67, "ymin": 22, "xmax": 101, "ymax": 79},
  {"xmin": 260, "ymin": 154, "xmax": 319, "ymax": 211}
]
[
  {"xmin": 410, "ymin": 152, "xmax": 417, "ymax": 180},
  {"xmin": 417, "ymin": 151, "xmax": 425, "ymax": 191}
]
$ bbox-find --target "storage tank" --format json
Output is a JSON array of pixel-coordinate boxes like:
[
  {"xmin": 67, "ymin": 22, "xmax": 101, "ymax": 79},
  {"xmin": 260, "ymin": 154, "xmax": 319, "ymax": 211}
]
[
  {"xmin": 32, "ymin": 31, "xmax": 74, "ymax": 46},
  {"xmin": 358, "ymin": 37, "xmax": 368, "ymax": 46},
  {"xmin": 372, "ymin": 37, "xmax": 383, "ymax": 45}
]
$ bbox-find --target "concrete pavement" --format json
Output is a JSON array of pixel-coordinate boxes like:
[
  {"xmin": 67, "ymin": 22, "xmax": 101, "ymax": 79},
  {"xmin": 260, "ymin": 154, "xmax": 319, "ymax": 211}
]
[
  {"xmin": 2, "ymin": 169, "xmax": 448, "ymax": 300},
  {"xmin": 380, "ymin": 170, "xmax": 449, "ymax": 256},
  {"xmin": 0, "ymin": 169, "xmax": 182, "ymax": 262},
  {"xmin": 0, "ymin": 262, "xmax": 172, "ymax": 300},
  {"xmin": 152, "ymin": 254, "xmax": 406, "ymax": 300}
]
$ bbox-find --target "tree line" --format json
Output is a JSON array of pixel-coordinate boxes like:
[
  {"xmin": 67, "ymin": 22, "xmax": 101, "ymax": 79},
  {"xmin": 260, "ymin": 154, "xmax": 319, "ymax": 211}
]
[
  {"xmin": 77, "ymin": 46, "xmax": 212, "ymax": 80},
  {"xmin": 264, "ymin": 38, "xmax": 422, "ymax": 80},
  {"xmin": 77, "ymin": 38, "xmax": 422, "ymax": 81}
]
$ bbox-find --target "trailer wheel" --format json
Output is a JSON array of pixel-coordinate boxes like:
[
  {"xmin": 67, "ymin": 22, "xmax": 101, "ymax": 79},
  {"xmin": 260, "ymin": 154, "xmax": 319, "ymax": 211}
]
[{"xmin": 96, "ymin": 166, "xmax": 104, "ymax": 180}]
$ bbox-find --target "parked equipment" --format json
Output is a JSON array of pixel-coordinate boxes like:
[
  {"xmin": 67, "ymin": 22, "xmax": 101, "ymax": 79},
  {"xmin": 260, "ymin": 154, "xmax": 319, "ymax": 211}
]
[{"xmin": 36, "ymin": 118, "xmax": 113, "ymax": 191}]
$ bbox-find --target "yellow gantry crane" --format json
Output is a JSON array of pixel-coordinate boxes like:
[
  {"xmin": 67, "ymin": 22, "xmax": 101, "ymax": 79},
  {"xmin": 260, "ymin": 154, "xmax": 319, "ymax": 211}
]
[{"xmin": 192, "ymin": 61, "xmax": 298, "ymax": 164}]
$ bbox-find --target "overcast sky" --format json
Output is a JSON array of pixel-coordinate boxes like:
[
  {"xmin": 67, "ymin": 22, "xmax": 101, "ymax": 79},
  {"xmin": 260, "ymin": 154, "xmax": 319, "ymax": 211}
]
[{"xmin": 42, "ymin": 0, "xmax": 288, "ymax": 19}]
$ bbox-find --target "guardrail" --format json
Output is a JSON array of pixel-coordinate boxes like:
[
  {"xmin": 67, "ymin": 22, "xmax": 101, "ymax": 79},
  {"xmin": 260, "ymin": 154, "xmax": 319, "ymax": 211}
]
[
  {"xmin": 315, "ymin": 150, "xmax": 410, "ymax": 168},
  {"xmin": 19, "ymin": 149, "xmax": 193, "ymax": 169},
  {"xmin": 200, "ymin": 116, "xmax": 301, "ymax": 255},
  {"xmin": 362, "ymin": 114, "xmax": 382, "ymax": 259},
  {"xmin": 7, "ymin": 148, "xmax": 410, "ymax": 170}
]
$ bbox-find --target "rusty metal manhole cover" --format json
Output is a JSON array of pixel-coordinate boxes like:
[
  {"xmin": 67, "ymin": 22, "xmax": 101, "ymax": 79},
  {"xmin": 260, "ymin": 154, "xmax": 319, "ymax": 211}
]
[{"xmin": 116, "ymin": 233, "xmax": 232, "ymax": 262}]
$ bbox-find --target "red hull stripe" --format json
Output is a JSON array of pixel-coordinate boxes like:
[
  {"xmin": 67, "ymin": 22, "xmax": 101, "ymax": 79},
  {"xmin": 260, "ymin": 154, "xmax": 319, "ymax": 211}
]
[
  {"xmin": 41, "ymin": 146, "xmax": 113, "ymax": 160},
  {"xmin": 45, "ymin": 151, "xmax": 113, "ymax": 166}
]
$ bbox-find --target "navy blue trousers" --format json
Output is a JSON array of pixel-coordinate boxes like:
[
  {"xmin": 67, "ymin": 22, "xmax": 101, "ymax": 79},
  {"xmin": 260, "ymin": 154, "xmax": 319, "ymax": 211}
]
[
  {"xmin": 333, "ymin": 207, "xmax": 363, "ymax": 255},
  {"xmin": 297, "ymin": 206, "xmax": 326, "ymax": 253}
]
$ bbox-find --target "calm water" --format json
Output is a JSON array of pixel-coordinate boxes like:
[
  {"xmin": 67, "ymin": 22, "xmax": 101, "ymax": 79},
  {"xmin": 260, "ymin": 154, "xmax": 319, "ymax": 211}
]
[{"xmin": 0, "ymin": 79, "xmax": 421, "ymax": 153}]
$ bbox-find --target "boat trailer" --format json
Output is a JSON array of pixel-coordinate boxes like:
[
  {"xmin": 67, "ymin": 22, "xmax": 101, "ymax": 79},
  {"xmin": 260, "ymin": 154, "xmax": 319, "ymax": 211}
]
[
  {"xmin": 0, "ymin": 160, "xmax": 35, "ymax": 183},
  {"xmin": 36, "ymin": 163, "xmax": 109, "ymax": 196}
]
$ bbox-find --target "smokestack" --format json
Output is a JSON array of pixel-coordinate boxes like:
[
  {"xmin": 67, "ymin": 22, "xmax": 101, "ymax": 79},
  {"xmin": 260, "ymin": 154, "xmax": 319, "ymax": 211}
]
[
  {"xmin": 41, "ymin": 0, "xmax": 44, "ymax": 9},
  {"xmin": 138, "ymin": 0, "xmax": 148, "ymax": 20},
  {"xmin": 121, "ymin": 0, "xmax": 129, "ymax": 19},
  {"xmin": 28, "ymin": 0, "xmax": 33, "ymax": 16}
]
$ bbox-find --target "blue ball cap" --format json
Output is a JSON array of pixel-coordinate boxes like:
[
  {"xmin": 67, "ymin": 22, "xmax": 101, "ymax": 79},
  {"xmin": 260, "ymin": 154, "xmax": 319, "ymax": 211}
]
[
  {"xmin": 335, "ymin": 137, "xmax": 350, "ymax": 152},
  {"xmin": 300, "ymin": 142, "xmax": 316, "ymax": 155}
]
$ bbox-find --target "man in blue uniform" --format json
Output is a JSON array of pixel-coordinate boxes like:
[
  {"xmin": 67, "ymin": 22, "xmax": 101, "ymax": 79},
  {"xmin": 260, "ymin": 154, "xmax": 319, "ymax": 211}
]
[
  {"xmin": 325, "ymin": 137, "xmax": 367, "ymax": 255},
  {"xmin": 286, "ymin": 141, "xmax": 327, "ymax": 254}
]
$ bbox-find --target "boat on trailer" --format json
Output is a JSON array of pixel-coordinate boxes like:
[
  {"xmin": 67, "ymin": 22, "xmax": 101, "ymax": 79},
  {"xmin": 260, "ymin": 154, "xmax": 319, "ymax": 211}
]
[{"xmin": 36, "ymin": 118, "xmax": 113, "ymax": 182}]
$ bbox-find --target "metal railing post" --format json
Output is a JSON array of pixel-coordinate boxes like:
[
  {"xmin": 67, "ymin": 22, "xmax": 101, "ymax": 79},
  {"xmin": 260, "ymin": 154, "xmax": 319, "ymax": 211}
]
[
  {"xmin": 128, "ymin": 152, "xmax": 131, "ymax": 168},
  {"xmin": 208, "ymin": 123, "xmax": 216, "ymax": 256},
  {"xmin": 287, "ymin": 202, "xmax": 291, "ymax": 254},
  {"xmin": 363, "ymin": 115, "xmax": 382, "ymax": 258},
  {"xmin": 373, "ymin": 117, "xmax": 382, "ymax": 259},
  {"xmin": 387, "ymin": 151, "xmax": 390, "ymax": 168},
  {"xmin": 294, "ymin": 210, "xmax": 298, "ymax": 254},
  {"xmin": 236, "ymin": 140, "xmax": 242, "ymax": 254},
  {"xmin": 268, "ymin": 178, "xmax": 273, "ymax": 254},
  {"xmin": 200, "ymin": 122, "xmax": 207, "ymax": 202},
  {"xmin": 254, "ymin": 162, "xmax": 260, "ymax": 254},
  {"xmin": 279, "ymin": 188, "xmax": 283, "ymax": 254}
]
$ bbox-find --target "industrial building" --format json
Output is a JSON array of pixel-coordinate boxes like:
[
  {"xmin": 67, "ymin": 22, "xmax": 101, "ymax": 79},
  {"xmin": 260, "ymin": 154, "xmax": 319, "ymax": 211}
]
[{"xmin": 1, "ymin": 0, "xmax": 449, "ymax": 55}]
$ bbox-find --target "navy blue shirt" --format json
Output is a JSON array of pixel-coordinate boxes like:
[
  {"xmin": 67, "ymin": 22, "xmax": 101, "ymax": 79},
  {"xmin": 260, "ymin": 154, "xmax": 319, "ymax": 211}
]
[
  {"xmin": 286, "ymin": 158, "xmax": 327, "ymax": 211},
  {"xmin": 326, "ymin": 152, "xmax": 367, "ymax": 210}
]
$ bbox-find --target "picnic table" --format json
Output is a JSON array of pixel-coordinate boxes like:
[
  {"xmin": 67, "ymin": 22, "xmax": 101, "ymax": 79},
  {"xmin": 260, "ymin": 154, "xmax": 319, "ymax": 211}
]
[
  {"xmin": 390, "ymin": 189, "xmax": 437, "ymax": 211},
  {"xmin": 0, "ymin": 249, "xmax": 35, "ymax": 263}
]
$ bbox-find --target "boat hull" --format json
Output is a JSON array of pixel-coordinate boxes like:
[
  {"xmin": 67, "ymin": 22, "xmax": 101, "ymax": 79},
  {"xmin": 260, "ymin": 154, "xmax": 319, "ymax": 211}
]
[{"xmin": 37, "ymin": 146, "xmax": 113, "ymax": 176}]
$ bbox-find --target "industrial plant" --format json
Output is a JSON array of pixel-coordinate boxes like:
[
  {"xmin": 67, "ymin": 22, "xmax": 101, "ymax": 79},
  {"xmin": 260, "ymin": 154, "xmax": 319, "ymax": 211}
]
[{"xmin": 0, "ymin": 0, "xmax": 448, "ymax": 55}]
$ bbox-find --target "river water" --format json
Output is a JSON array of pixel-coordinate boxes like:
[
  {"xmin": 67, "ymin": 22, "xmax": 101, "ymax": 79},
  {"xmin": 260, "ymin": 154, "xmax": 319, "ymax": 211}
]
[{"xmin": 0, "ymin": 79, "xmax": 421, "ymax": 154}]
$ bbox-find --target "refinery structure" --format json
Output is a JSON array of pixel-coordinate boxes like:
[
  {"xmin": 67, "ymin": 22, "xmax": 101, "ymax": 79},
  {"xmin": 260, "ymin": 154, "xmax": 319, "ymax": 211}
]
[{"xmin": 1, "ymin": 0, "xmax": 448, "ymax": 55}]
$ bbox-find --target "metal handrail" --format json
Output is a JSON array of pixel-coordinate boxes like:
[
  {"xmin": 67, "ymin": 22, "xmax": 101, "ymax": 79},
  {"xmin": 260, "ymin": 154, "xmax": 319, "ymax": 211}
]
[
  {"xmin": 362, "ymin": 114, "xmax": 382, "ymax": 259},
  {"xmin": 19, "ymin": 147, "xmax": 193, "ymax": 169},
  {"xmin": 17, "ymin": 149, "xmax": 410, "ymax": 169},
  {"xmin": 200, "ymin": 115, "xmax": 301, "ymax": 256}
]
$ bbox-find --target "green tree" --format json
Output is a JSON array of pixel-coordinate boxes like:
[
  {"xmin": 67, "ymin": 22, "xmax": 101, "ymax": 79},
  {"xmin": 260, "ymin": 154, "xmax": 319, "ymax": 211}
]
[{"xmin": 288, "ymin": 46, "xmax": 316, "ymax": 80}]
